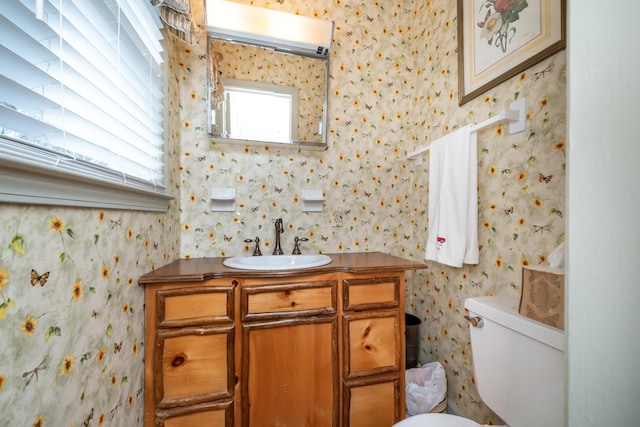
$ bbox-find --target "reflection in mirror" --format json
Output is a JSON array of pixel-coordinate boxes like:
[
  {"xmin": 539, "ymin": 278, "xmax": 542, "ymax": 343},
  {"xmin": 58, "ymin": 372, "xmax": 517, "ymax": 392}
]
[{"xmin": 208, "ymin": 39, "xmax": 329, "ymax": 148}]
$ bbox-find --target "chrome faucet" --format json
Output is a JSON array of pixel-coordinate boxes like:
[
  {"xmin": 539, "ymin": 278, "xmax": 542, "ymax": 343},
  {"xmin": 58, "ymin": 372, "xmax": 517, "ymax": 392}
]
[{"xmin": 273, "ymin": 218, "xmax": 284, "ymax": 255}]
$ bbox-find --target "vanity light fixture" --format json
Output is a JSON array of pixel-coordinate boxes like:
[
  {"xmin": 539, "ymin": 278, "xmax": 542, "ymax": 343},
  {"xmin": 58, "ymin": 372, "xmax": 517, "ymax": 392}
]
[{"xmin": 205, "ymin": 0, "xmax": 334, "ymax": 58}]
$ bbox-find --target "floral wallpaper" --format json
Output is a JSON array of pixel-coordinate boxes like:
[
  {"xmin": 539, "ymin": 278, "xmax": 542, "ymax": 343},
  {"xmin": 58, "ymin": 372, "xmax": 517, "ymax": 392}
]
[
  {"xmin": 210, "ymin": 40, "xmax": 326, "ymax": 142},
  {"xmin": 0, "ymin": 0, "xmax": 565, "ymax": 425}
]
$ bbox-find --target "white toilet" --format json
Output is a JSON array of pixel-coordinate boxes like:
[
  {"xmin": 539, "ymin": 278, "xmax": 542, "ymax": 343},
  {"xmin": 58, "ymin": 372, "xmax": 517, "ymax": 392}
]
[{"xmin": 395, "ymin": 295, "xmax": 565, "ymax": 427}]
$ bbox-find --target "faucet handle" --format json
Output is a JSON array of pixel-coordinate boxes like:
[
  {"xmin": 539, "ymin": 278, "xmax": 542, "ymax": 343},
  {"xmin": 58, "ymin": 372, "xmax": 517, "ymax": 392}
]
[
  {"xmin": 244, "ymin": 237, "xmax": 262, "ymax": 256},
  {"xmin": 292, "ymin": 236, "xmax": 309, "ymax": 255}
]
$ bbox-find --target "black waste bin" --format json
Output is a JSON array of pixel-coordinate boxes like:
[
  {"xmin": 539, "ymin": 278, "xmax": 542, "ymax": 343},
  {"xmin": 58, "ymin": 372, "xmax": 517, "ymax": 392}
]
[{"xmin": 405, "ymin": 313, "xmax": 421, "ymax": 368}]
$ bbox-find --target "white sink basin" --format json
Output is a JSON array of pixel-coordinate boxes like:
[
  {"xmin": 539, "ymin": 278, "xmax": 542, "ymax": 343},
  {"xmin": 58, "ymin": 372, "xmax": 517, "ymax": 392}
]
[{"xmin": 223, "ymin": 254, "xmax": 332, "ymax": 271}]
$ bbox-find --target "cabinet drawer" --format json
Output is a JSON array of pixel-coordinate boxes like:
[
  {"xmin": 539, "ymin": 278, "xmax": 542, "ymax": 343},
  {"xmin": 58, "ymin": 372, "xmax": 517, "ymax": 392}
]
[
  {"xmin": 156, "ymin": 400, "xmax": 233, "ymax": 427},
  {"xmin": 343, "ymin": 310, "xmax": 400, "ymax": 379},
  {"xmin": 242, "ymin": 279, "xmax": 337, "ymax": 320},
  {"xmin": 157, "ymin": 282, "xmax": 235, "ymax": 328},
  {"xmin": 343, "ymin": 276, "xmax": 400, "ymax": 311},
  {"xmin": 156, "ymin": 326, "xmax": 234, "ymax": 409},
  {"xmin": 343, "ymin": 375, "xmax": 400, "ymax": 427}
]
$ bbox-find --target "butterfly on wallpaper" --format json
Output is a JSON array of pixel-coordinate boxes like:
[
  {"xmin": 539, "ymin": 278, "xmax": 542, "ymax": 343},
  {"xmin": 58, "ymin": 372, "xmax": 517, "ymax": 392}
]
[
  {"xmin": 274, "ymin": 186, "xmax": 283, "ymax": 193},
  {"xmin": 92, "ymin": 310, "xmax": 99, "ymax": 319},
  {"xmin": 197, "ymin": 155, "xmax": 206, "ymax": 162},
  {"xmin": 539, "ymin": 173, "xmax": 553, "ymax": 183},
  {"xmin": 110, "ymin": 218, "xmax": 122, "ymax": 230},
  {"xmin": 366, "ymin": 15, "xmax": 374, "ymax": 22},
  {"xmin": 504, "ymin": 206, "xmax": 514, "ymax": 215},
  {"xmin": 435, "ymin": 91, "xmax": 441, "ymax": 98},
  {"xmin": 224, "ymin": 235, "xmax": 233, "ymax": 242},
  {"xmin": 364, "ymin": 191, "xmax": 371, "ymax": 197},
  {"xmin": 30, "ymin": 269, "xmax": 50, "ymax": 287},
  {"xmin": 321, "ymin": 235, "xmax": 329, "ymax": 242},
  {"xmin": 114, "ymin": 341, "xmax": 122, "ymax": 353},
  {"xmin": 534, "ymin": 65, "xmax": 552, "ymax": 81},
  {"xmin": 403, "ymin": 234, "xmax": 411, "ymax": 240},
  {"xmin": 110, "ymin": 402, "xmax": 122, "ymax": 417},
  {"xmin": 533, "ymin": 224, "xmax": 551, "ymax": 234},
  {"xmin": 406, "ymin": 66, "xmax": 413, "ymax": 72},
  {"xmin": 83, "ymin": 408, "xmax": 94, "ymax": 427},
  {"xmin": 275, "ymin": 0, "xmax": 284, "ymax": 4},
  {"xmin": 434, "ymin": 285, "xmax": 441, "ymax": 293},
  {"xmin": 470, "ymin": 280, "xmax": 482, "ymax": 288},
  {"xmin": 22, "ymin": 357, "xmax": 49, "ymax": 387}
]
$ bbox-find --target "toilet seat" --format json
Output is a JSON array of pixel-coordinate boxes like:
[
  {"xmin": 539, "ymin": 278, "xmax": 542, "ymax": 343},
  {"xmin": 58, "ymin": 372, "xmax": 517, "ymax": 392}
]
[{"xmin": 393, "ymin": 413, "xmax": 481, "ymax": 427}]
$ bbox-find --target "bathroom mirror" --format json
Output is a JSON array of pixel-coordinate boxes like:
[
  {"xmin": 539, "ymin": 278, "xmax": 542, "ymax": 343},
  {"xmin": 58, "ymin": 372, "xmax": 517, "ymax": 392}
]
[{"xmin": 207, "ymin": 38, "xmax": 329, "ymax": 149}]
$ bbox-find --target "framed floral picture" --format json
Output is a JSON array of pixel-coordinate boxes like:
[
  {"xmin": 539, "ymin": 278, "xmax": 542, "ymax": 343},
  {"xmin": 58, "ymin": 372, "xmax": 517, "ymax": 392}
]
[{"xmin": 457, "ymin": 0, "xmax": 566, "ymax": 105}]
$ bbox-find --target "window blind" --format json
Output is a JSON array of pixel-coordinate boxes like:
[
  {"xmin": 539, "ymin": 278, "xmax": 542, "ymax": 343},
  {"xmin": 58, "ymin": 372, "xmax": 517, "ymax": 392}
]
[{"xmin": 0, "ymin": 0, "xmax": 169, "ymax": 206}]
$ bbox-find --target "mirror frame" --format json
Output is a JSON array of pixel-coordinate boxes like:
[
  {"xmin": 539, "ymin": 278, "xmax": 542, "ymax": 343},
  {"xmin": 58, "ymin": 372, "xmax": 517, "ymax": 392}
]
[{"xmin": 207, "ymin": 37, "xmax": 330, "ymax": 151}]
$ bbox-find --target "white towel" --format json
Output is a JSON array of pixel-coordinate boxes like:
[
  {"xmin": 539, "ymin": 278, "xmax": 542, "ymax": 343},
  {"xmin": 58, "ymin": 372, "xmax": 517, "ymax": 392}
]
[{"xmin": 425, "ymin": 125, "xmax": 479, "ymax": 267}]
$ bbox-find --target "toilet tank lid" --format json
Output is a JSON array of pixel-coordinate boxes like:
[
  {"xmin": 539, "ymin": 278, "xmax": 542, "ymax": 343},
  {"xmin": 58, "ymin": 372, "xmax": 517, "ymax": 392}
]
[{"xmin": 465, "ymin": 295, "xmax": 565, "ymax": 351}]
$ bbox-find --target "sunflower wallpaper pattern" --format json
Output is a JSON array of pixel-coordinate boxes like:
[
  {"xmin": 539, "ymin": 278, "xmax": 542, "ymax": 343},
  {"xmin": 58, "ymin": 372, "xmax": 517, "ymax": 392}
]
[{"xmin": 1, "ymin": 0, "xmax": 565, "ymax": 425}]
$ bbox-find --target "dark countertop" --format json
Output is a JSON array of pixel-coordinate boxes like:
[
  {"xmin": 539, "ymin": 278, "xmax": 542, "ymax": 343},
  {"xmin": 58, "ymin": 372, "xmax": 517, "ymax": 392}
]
[{"xmin": 139, "ymin": 252, "xmax": 427, "ymax": 284}]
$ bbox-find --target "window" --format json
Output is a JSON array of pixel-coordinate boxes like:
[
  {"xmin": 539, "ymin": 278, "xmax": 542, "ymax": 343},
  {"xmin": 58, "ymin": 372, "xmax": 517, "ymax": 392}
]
[
  {"xmin": 0, "ymin": 0, "xmax": 171, "ymax": 211},
  {"xmin": 212, "ymin": 79, "xmax": 298, "ymax": 143}
]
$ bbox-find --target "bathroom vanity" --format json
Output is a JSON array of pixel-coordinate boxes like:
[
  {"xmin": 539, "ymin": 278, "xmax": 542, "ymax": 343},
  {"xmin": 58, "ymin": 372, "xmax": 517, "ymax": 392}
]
[{"xmin": 139, "ymin": 252, "xmax": 426, "ymax": 427}]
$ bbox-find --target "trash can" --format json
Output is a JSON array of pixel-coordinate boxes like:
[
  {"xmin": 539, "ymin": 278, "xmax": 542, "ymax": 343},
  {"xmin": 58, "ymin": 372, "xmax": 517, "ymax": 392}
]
[{"xmin": 405, "ymin": 313, "xmax": 421, "ymax": 368}]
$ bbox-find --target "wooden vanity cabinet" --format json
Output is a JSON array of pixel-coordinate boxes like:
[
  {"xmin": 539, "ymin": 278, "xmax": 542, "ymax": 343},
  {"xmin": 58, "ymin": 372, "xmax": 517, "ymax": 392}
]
[{"xmin": 141, "ymin": 254, "xmax": 420, "ymax": 427}]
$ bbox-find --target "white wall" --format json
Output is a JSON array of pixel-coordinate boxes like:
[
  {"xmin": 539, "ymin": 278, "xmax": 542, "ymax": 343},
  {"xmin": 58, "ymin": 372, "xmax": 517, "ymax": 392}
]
[{"xmin": 567, "ymin": 1, "xmax": 640, "ymax": 425}]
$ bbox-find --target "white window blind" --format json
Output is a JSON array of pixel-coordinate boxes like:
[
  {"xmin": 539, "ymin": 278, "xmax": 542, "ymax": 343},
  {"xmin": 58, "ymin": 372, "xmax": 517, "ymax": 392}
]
[{"xmin": 0, "ymin": 0, "xmax": 172, "ymax": 211}]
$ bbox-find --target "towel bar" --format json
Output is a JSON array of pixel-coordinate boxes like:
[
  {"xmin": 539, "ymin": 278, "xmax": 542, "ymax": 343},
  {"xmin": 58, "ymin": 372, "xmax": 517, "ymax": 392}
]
[{"xmin": 407, "ymin": 98, "xmax": 526, "ymax": 165}]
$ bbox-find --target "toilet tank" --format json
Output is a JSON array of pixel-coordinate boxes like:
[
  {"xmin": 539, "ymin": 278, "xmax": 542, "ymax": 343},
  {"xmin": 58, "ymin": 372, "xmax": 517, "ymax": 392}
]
[{"xmin": 465, "ymin": 296, "xmax": 565, "ymax": 427}]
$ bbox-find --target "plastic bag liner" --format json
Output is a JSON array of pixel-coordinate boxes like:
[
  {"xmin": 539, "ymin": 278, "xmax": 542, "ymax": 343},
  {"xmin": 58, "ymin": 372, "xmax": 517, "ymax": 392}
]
[{"xmin": 405, "ymin": 361, "xmax": 447, "ymax": 415}]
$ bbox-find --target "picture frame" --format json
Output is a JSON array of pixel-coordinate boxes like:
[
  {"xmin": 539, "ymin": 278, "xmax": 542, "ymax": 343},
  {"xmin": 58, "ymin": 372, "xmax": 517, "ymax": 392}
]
[{"xmin": 457, "ymin": 0, "xmax": 566, "ymax": 105}]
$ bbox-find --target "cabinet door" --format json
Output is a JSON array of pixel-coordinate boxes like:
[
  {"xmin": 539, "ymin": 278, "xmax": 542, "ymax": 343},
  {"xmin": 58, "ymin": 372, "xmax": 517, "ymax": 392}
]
[
  {"xmin": 242, "ymin": 317, "xmax": 339, "ymax": 427},
  {"xmin": 343, "ymin": 375, "xmax": 400, "ymax": 427},
  {"xmin": 155, "ymin": 325, "xmax": 234, "ymax": 409},
  {"xmin": 343, "ymin": 310, "xmax": 401, "ymax": 379}
]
